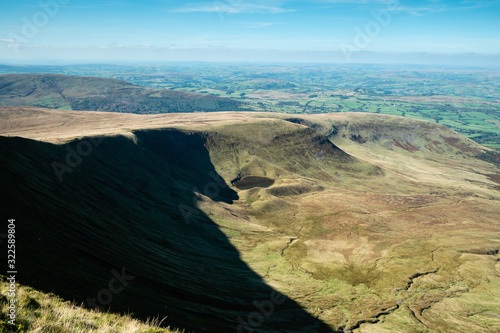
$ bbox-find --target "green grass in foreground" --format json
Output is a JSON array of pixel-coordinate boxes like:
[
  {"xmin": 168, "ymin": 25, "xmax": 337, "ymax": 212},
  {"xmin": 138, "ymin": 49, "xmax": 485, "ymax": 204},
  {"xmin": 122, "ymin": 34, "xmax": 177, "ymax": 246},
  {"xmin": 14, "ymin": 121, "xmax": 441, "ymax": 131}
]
[{"xmin": 0, "ymin": 278, "xmax": 181, "ymax": 333}]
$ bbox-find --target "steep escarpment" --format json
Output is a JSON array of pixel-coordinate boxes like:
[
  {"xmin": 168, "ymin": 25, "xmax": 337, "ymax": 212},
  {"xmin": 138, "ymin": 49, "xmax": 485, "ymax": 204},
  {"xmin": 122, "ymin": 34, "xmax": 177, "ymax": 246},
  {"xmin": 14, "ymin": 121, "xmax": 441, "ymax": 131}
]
[
  {"xmin": 349, "ymin": 114, "xmax": 485, "ymax": 157},
  {"xmin": 285, "ymin": 113, "xmax": 488, "ymax": 157},
  {"xmin": 0, "ymin": 130, "xmax": 333, "ymax": 333},
  {"xmin": 204, "ymin": 120, "xmax": 383, "ymax": 184}
]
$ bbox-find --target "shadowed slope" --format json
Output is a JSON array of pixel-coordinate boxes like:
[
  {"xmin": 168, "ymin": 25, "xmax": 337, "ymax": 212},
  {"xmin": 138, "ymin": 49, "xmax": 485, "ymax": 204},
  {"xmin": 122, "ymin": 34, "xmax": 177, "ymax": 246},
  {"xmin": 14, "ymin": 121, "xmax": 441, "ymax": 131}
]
[{"xmin": 0, "ymin": 130, "xmax": 333, "ymax": 332}]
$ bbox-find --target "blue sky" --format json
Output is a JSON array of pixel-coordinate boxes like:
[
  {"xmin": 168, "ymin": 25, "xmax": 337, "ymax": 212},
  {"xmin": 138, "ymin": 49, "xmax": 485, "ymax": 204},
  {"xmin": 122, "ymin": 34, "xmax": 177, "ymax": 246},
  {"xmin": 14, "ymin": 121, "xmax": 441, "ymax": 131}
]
[{"xmin": 0, "ymin": 0, "xmax": 499, "ymax": 64}]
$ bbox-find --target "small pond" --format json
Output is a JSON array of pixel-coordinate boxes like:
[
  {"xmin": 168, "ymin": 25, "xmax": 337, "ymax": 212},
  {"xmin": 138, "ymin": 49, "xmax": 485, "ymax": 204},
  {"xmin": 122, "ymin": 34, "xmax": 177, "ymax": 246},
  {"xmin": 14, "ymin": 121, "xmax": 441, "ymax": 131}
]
[{"xmin": 233, "ymin": 176, "xmax": 275, "ymax": 190}]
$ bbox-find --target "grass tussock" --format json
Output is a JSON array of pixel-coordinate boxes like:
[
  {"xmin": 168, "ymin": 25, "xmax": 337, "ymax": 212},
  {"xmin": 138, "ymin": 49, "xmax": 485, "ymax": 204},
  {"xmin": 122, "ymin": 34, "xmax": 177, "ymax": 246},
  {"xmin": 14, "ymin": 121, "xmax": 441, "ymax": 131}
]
[
  {"xmin": 0, "ymin": 279, "xmax": 181, "ymax": 333},
  {"xmin": 313, "ymin": 263, "xmax": 381, "ymax": 287}
]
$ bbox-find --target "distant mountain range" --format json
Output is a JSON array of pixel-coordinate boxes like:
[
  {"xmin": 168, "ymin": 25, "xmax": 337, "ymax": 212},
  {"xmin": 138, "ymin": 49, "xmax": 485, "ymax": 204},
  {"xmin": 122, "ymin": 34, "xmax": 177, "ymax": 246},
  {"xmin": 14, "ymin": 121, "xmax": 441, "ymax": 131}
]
[{"xmin": 0, "ymin": 74, "xmax": 246, "ymax": 113}]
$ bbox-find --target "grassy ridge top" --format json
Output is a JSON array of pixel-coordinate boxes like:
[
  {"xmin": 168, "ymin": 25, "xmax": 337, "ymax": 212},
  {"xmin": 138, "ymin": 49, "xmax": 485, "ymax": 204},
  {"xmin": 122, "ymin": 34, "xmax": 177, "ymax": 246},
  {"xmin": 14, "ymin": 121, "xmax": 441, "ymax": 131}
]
[
  {"xmin": 0, "ymin": 74, "xmax": 245, "ymax": 113},
  {"xmin": 0, "ymin": 106, "xmax": 489, "ymax": 151}
]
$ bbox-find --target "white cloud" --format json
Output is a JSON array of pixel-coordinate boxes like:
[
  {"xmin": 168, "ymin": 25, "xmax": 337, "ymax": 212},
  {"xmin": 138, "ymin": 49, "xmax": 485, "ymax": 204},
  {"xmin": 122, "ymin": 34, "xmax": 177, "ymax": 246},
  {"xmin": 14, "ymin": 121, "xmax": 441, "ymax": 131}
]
[
  {"xmin": 309, "ymin": 0, "xmax": 500, "ymax": 16},
  {"xmin": 393, "ymin": 6, "xmax": 443, "ymax": 16},
  {"xmin": 245, "ymin": 22, "xmax": 276, "ymax": 28},
  {"xmin": 313, "ymin": 1, "xmax": 443, "ymax": 17},
  {"xmin": 170, "ymin": 2, "xmax": 294, "ymax": 14},
  {"xmin": 0, "ymin": 39, "xmax": 16, "ymax": 44},
  {"xmin": 310, "ymin": 0, "xmax": 396, "ymax": 4}
]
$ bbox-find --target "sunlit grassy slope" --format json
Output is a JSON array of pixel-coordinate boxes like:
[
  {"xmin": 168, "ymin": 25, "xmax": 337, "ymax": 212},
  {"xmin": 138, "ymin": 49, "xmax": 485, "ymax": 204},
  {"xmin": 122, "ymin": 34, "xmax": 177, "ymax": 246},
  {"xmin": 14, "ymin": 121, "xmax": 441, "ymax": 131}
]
[
  {"xmin": 1, "ymin": 107, "xmax": 499, "ymax": 332},
  {"xmin": 0, "ymin": 278, "xmax": 181, "ymax": 333}
]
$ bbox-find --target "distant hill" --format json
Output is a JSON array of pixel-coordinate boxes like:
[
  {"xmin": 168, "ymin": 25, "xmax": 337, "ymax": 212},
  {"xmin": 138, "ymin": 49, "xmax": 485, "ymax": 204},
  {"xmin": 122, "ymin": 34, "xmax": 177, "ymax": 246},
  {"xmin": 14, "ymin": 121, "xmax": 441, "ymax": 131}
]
[{"xmin": 0, "ymin": 74, "xmax": 246, "ymax": 113}]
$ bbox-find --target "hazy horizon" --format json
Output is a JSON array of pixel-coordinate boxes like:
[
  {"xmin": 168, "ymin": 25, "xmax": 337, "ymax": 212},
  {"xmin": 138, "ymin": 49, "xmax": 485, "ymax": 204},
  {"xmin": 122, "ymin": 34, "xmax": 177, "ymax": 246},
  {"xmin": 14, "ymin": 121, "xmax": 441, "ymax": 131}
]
[{"xmin": 1, "ymin": 0, "xmax": 500, "ymax": 66}]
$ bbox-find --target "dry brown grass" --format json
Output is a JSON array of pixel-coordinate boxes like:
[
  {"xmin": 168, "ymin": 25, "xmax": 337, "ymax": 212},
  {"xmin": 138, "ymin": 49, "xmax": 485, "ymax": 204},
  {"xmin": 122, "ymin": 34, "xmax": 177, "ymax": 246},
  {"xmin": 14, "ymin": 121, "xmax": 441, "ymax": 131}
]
[
  {"xmin": 0, "ymin": 279, "xmax": 181, "ymax": 333},
  {"xmin": 0, "ymin": 106, "xmax": 277, "ymax": 143}
]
